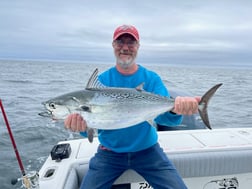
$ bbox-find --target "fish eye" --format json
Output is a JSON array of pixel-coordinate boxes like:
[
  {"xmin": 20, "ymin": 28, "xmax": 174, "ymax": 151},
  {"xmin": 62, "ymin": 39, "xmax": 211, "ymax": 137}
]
[{"xmin": 49, "ymin": 103, "xmax": 56, "ymax": 109}]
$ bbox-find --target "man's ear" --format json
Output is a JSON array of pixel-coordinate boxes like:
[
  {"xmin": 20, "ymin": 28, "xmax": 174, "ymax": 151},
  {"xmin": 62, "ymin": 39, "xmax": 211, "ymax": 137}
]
[
  {"xmin": 136, "ymin": 42, "xmax": 140, "ymax": 49},
  {"xmin": 112, "ymin": 41, "xmax": 116, "ymax": 48}
]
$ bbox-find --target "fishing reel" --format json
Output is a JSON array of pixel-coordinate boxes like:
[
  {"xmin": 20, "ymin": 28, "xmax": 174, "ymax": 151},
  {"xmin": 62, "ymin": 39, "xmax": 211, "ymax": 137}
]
[{"xmin": 11, "ymin": 171, "xmax": 39, "ymax": 189}]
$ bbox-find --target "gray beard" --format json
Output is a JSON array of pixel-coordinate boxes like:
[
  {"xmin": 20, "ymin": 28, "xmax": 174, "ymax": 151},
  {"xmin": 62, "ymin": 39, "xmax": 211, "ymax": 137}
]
[
  {"xmin": 117, "ymin": 58, "xmax": 134, "ymax": 69},
  {"xmin": 116, "ymin": 51, "xmax": 137, "ymax": 69}
]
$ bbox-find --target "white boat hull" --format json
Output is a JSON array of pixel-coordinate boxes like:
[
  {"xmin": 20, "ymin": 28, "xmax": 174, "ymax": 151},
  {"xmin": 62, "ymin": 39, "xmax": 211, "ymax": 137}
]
[{"xmin": 39, "ymin": 128, "xmax": 252, "ymax": 189}]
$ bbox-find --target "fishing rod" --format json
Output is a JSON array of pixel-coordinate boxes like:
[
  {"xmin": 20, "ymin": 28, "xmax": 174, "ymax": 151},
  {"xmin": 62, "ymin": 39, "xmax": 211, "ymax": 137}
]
[{"xmin": 0, "ymin": 99, "xmax": 39, "ymax": 189}]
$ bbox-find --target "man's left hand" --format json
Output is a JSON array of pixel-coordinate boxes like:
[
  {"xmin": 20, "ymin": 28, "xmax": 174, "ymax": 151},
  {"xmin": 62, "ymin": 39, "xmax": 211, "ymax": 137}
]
[{"xmin": 172, "ymin": 96, "xmax": 201, "ymax": 115}]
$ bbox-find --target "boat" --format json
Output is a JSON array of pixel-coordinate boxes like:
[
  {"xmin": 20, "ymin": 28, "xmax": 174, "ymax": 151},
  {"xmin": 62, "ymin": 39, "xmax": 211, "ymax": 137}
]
[{"xmin": 39, "ymin": 128, "xmax": 252, "ymax": 189}]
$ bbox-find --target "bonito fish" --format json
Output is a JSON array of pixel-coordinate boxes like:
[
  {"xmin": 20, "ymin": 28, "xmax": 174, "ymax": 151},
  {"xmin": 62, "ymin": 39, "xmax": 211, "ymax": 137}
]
[{"xmin": 39, "ymin": 68, "xmax": 222, "ymax": 142}]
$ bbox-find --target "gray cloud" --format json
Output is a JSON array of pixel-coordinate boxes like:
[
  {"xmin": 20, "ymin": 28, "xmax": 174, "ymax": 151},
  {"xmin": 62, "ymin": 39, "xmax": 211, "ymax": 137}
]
[{"xmin": 0, "ymin": 0, "xmax": 251, "ymax": 66}]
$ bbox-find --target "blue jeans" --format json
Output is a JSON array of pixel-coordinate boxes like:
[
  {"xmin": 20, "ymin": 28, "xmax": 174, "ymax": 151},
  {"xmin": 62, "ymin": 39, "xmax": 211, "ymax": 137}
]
[{"xmin": 80, "ymin": 143, "xmax": 187, "ymax": 189}]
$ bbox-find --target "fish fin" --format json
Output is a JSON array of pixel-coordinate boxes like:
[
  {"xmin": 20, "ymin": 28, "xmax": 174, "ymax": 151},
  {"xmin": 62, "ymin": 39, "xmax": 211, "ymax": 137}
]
[
  {"xmin": 135, "ymin": 83, "xmax": 145, "ymax": 91},
  {"xmin": 147, "ymin": 119, "xmax": 155, "ymax": 126},
  {"xmin": 86, "ymin": 127, "xmax": 95, "ymax": 143},
  {"xmin": 85, "ymin": 68, "xmax": 106, "ymax": 89},
  {"xmin": 198, "ymin": 83, "xmax": 222, "ymax": 129}
]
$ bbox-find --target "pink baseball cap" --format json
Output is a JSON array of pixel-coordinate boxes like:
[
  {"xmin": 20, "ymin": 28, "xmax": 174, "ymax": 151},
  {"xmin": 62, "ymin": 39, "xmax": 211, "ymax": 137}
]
[{"xmin": 113, "ymin": 25, "xmax": 139, "ymax": 41}]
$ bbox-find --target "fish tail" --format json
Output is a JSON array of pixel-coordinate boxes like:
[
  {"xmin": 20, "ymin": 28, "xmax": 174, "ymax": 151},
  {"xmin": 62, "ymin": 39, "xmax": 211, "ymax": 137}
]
[{"xmin": 198, "ymin": 83, "xmax": 223, "ymax": 129}]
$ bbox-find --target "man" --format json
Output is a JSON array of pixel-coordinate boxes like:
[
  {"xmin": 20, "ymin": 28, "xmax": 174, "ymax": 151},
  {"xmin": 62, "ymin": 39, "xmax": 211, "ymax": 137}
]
[{"xmin": 65, "ymin": 25, "xmax": 199, "ymax": 188}]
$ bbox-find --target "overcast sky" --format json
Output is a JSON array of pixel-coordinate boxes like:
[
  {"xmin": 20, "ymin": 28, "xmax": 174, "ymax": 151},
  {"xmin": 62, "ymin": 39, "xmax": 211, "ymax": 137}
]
[{"xmin": 0, "ymin": 0, "xmax": 252, "ymax": 66}]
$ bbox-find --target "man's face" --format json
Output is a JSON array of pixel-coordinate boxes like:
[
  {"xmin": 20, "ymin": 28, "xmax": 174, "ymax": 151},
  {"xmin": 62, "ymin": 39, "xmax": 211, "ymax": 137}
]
[{"xmin": 112, "ymin": 34, "xmax": 139, "ymax": 69}]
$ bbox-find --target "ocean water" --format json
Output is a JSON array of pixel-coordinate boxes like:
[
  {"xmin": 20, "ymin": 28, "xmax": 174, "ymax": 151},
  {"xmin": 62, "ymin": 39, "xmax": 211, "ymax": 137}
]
[{"xmin": 0, "ymin": 60, "xmax": 252, "ymax": 189}]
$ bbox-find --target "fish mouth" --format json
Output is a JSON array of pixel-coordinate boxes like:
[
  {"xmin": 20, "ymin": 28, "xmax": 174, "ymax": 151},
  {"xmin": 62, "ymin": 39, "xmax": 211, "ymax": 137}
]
[{"xmin": 38, "ymin": 110, "xmax": 52, "ymax": 118}]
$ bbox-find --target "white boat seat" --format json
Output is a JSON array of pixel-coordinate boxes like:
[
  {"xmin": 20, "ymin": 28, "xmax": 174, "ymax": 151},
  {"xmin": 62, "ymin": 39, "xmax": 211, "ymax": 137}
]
[{"xmin": 63, "ymin": 148, "xmax": 252, "ymax": 189}]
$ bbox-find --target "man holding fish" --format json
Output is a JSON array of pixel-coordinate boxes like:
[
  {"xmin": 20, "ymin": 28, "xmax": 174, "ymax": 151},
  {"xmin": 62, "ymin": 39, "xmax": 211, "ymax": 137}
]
[{"xmin": 63, "ymin": 25, "xmax": 207, "ymax": 189}]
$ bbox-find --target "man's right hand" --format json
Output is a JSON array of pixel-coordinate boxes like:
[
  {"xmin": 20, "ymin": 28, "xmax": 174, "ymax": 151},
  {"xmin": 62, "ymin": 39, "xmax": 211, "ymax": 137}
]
[{"xmin": 64, "ymin": 113, "xmax": 87, "ymax": 132}]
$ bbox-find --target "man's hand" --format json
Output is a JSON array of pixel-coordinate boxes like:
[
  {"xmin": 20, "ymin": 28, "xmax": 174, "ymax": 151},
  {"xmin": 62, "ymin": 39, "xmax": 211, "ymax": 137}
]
[
  {"xmin": 172, "ymin": 96, "xmax": 201, "ymax": 115},
  {"xmin": 64, "ymin": 113, "xmax": 87, "ymax": 132}
]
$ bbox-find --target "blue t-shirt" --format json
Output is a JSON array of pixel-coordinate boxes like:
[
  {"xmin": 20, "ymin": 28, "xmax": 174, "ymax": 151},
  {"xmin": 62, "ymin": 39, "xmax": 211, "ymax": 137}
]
[{"xmin": 82, "ymin": 65, "xmax": 182, "ymax": 152}]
